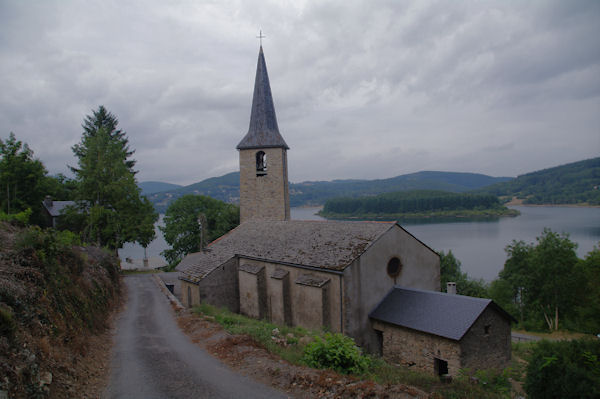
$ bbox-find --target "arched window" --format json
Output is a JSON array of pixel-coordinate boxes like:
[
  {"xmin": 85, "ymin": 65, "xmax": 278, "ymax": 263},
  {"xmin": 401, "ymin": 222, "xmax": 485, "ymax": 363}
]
[
  {"xmin": 187, "ymin": 286, "xmax": 192, "ymax": 307},
  {"xmin": 256, "ymin": 151, "xmax": 267, "ymax": 176},
  {"xmin": 387, "ymin": 257, "xmax": 402, "ymax": 279}
]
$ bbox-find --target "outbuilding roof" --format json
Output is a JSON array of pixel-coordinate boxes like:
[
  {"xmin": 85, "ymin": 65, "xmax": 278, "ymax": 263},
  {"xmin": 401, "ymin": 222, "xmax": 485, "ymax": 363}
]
[
  {"xmin": 369, "ymin": 286, "xmax": 516, "ymax": 341},
  {"xmin": 178, "ymin": 220, "xmax": 396, "ymax": 283},
  {"xmin": 237, "ymin": 46, "xmax": 289, "ymax": 150},
  {"xmin": 42, "ymin": 200, "xmax": 76, "ymax": 217}
]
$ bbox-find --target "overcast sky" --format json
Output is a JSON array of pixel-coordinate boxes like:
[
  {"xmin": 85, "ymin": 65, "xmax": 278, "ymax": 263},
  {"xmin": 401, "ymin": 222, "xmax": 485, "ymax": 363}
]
[{"xmin": 1, "ymin": 0, "xmax": 599, "ymax": 185}]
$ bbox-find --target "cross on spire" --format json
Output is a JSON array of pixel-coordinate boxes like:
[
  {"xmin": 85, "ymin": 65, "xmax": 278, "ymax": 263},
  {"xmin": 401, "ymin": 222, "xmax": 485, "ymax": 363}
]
[{"xmin": 256, "ymin": 29, "xmax": 266, "ymax": 46}]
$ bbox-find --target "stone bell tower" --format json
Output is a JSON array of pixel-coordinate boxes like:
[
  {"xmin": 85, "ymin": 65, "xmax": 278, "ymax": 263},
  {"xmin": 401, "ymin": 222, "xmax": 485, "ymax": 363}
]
[{"xmin": 237, "ymin": 46, "xmax": 290, "ymax": 223}]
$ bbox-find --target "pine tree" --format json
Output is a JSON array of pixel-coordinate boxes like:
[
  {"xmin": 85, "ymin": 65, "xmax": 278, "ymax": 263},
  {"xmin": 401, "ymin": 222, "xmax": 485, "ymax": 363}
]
[{"xmin": 69, "ymin": 107, "xmax": 157, "ymax": 249}]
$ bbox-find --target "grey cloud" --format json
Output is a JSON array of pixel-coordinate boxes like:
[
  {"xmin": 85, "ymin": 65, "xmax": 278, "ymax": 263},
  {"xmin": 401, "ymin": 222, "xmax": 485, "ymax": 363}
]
[{"xmin": 1, "ymin": 0, "xmax": 598, "ymax": 185}]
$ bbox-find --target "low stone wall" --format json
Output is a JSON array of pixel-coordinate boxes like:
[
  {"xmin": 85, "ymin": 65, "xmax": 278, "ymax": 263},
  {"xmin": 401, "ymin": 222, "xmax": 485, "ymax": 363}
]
[{"xmin": 372, "ymin": 321, "xmax": 461, "ymax": 376}]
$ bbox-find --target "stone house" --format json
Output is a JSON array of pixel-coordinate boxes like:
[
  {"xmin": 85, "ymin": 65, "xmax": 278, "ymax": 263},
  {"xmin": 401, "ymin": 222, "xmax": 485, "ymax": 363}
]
[
  {"xmin": 177, "ymin": 44, "xmax": 513, "ymax": 374},
  {"xmin": 370, "ymin": 287, "xmax": 516, "ymax": 376}
]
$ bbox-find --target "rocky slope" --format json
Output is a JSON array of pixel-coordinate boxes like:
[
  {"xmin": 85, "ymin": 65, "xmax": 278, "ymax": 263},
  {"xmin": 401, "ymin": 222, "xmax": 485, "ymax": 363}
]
[{"xmin": 0, "ymin": 221, "xmax": 122, "ymax": 398}]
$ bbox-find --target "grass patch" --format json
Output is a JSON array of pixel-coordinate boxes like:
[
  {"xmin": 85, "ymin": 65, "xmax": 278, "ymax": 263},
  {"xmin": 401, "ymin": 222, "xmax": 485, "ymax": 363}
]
[
  {"xmin": 193, "ymin": 303, "xmax": 309, "ymax": 364},
  {"xmin": 364, "ymin": 358, "xmax": 511, "ymax": 398},
  {"xmin": 192, "ymin": 303, "xmax": 512, "ymax": 398},
  {"xmin": 512, "ymin": 329, "xmax": 592, "ymax": 341},
  {"xmin": 120, "ymin": 269, "xmax": 162, "ymax": 275}
]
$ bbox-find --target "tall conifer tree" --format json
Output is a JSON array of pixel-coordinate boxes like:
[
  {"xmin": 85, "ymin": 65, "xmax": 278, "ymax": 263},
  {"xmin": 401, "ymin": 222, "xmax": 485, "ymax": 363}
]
[{"xmin": 69, "ymin": 106, "xmax": 157, "ymax": 249}]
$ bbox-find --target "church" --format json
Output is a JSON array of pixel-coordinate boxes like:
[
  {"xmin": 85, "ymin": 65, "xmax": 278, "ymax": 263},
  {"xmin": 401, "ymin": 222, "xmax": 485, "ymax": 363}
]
[{"xmin": 177, "ymin": 45, "xmax": 513, "ymax": 376}]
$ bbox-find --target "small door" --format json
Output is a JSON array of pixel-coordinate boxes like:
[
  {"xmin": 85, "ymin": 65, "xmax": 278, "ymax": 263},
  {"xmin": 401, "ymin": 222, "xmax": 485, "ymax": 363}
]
[
  {"xmin": 434, "ymin": 357, "xmax": 448, "ymax": 376},
  {"xmin": 375, "ymin": 330, "xmax": 383, "ymax": 356}
]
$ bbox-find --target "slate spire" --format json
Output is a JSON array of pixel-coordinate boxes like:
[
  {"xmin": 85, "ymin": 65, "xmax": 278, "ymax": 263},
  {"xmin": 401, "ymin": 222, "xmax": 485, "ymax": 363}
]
[{"xmin": 237, "ymin": 46, "xmax": 289, "ymax": 150}]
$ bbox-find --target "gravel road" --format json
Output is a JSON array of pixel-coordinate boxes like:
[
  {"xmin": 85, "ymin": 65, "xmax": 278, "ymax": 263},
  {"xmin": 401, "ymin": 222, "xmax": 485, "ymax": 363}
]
[{"xmin": 104, "ymin": 274, "xmax": 287, "ymax": 399}]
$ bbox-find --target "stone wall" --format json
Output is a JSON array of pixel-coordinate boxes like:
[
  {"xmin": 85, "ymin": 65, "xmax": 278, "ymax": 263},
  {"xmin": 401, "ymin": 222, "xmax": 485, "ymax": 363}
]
[
  {"xmin": 460, "ymin": 307, "xmax": 512, "ymax": 370},
  {"xmin": 372, "ymin": 321, "xmax": 462, "ymax": 376},
  {"xmin": 269, "ymin": 269, "xmax": 291, "ymax": 325},
  {"xmin": 239, "ymin": 148, "xmax": 290, "ymax": 223},
  {"xmin": 293, "ymin": 280, "xmax": 330, "ymax": 330},
  {"xmin": 181, "ymin": 280, "xmax": 198, "ymax": 308},
  {"xmin": 238, "ymin": 263, "xmax": 267, "ymax": 319},
  {"xmin": 181, "ymin": 257, "xmax": 239, "ymax": 312},
  {"xmin": 342, "ymin": 225, "xmax": 440, "ymax": 353},
  {"xmin": 238, "ymin": 257, "xmax": 342, "ymax": 331}
]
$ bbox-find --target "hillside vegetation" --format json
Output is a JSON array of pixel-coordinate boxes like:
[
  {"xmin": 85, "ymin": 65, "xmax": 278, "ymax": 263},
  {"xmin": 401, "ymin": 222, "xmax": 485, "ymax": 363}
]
[
  {"xmin": 146, "ymin": 171, "xmax": 511, "ymax": 212},
  {"xmin": 478, "ymin": 157, "xmax": 600, "ymax": 205},
  {"xmin": 0, "ymin": 221, "xmax": 121, "ymax": 398},
  {"xmin": 139, "ymin": 181, "xmax": 182, "ymax": 195},
  {"xmin": 320, "ymin": 190, "xmax": 518, "ymax": 221}
]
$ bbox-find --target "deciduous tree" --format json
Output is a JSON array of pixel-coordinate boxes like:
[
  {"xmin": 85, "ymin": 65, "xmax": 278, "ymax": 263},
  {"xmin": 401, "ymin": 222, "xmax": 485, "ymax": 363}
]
[
  {"xmin": 439, "ymin": 250, "xmax": 488, "ymax": 298},
  {"xmin": 493, "ymin": 229, "xmax": 583, "ymax": 331},
  {"xmin": 160, "ymin": 194, "xmax": 239, "ymax": 266},
  {"xmin": 0, "ymin": 132, "xmax": 47, "ymax": 219}
]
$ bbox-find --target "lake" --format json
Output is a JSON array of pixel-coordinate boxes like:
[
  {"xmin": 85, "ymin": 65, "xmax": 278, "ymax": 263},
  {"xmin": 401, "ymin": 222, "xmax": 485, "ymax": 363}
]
[{"xmin": 120, "ymin": 206, "xmax": 600, "ymax": 282}]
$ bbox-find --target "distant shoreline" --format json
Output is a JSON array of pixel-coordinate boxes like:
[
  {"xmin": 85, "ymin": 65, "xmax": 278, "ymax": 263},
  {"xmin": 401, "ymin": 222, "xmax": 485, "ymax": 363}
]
[
  {"xmin": 318, "ymin": 208, "xmax": 520, "ymax": 221},
  {"xmin": 505, "ymin": 197, "xmax": 600, "ymax": 208}
]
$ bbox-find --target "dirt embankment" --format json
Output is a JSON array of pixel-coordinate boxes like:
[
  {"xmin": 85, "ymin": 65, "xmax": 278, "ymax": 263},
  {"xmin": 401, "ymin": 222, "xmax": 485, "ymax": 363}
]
[
  {"xmin": 177, "ymin": 312, "xmax": 426, "ymax": 399},
  {"xmin": 0, "ymin": 222, "xmax": 122, "ymax": 398}
]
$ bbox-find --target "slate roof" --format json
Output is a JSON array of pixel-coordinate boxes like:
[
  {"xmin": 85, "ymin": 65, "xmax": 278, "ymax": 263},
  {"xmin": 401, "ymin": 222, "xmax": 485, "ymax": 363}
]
[
  {"xmin": 369, "ymin": 286, "xmax": 516, "ymax": 341},
  {"xmin": 237, "ymin": 46, "xmax": 289, "ymax": 150},
  {"xmin": 178, "ymin": 220, "xmax": 396, "ymax": 283},
  {"xmin": 42, "ymin": 200, "xmax": 76, "ymax": 217}
]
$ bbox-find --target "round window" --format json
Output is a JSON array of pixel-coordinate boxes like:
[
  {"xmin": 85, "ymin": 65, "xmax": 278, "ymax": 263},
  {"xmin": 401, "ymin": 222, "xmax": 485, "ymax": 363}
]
[{"xmin": 387, "ymin": 257, "xmax": 402, "ymax": 278}]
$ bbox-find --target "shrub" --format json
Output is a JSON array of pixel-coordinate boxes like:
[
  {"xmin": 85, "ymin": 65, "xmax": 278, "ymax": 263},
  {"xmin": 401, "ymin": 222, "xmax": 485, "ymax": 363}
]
[
  {"xmin": 525, "ymin": 339, "xmax": 600, "ymax": 399},
  {"xmin": 303, "ymin": 332, "xmax": 371, "ymax": 374},
  {"xmin": 0, "ymin": 208, "xmax": 32, "ymax": 224}
]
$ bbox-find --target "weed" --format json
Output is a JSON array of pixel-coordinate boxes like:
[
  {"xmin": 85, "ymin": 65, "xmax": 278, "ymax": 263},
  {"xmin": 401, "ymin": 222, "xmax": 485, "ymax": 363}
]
[{"xmin": 304, "ymin": 332, "xmax": 371, "ymax": 374}]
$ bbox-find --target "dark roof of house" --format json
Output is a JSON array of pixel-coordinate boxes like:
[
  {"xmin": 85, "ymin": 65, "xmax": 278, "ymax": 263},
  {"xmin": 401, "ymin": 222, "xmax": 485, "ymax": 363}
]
[
  {"xmin": 237, "ymin": 46, "xmax": 289, "ymax": 150},
  {"xmin": 41, "ymin": 200, "xmax": 76, "ymax": 217},
  {"xmin": 369, "ymin": 286, "xmax": 516, "ymax": 341},
  {"xmin": 178, "ymin": 220, "xmax": 396, "ymax": 283}
]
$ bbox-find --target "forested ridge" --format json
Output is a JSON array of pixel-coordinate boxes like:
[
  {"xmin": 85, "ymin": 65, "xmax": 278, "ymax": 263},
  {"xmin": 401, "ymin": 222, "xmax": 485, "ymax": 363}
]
[
  {"xmin": 477, "ymin": 157, "xmax": 600, "ymax": 205},
  {"xmin": 144, "ymin": 157, "xmax": 599, "ymax": 211},
  {"xmin": 146, "ymin": 171, "xmax": 512, "ymax": 212},
  {"xmin": 320, "ymin": 190, "xmax": 518, "ymax": 220}
]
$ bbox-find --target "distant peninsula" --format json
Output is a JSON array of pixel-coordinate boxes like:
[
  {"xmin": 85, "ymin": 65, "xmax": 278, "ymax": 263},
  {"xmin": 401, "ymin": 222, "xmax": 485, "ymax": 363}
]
[{"xmin": 318, "ymin": 190, "xmax": 520, "ymax": 221}]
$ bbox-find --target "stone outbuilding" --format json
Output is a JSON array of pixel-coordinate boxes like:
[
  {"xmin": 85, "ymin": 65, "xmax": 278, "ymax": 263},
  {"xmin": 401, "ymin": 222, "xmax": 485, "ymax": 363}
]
[{"xmin": 370, "ymin": 287, "xmax": 516, "ymax": 376}]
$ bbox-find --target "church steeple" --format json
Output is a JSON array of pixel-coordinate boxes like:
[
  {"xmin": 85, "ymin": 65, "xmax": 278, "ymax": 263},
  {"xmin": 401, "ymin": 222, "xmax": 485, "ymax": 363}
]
[
  {"xmin": 237, "ymin": 46, "xmax": 289, "ymax": 150},
  {"xmin": 237, "ymin": 45, "xmax": 290, "ymax": 223}
]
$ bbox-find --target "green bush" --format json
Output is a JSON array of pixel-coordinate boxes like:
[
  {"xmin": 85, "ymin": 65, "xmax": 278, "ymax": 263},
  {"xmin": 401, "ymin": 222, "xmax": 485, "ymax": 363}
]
[
  {"xmin": 303, "ymin": 332, "xmax": 371, "ymax": 374},
  {"xmin": 525, "ymin": 339, "xmax": 600, "ymax": 399},
  {"xmin": 0, "ymin": 208, "xmax": 32, "ymax": 224},
  {"xmin": 16, "ymin": 226, "xmax": 80, "ymax": 260}
]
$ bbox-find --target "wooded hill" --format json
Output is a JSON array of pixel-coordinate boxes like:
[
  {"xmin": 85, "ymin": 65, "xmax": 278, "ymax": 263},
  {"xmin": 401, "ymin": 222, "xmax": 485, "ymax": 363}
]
[
  {"xmin": 145, "ymin": 171, "xmax": 511, "ymax": 212},
  {"xmin": 143, "ymin": 157, "xmax": 600, "ymax": 212},
  {"xmin": 139, "ymin": 181, "xmax": 182, "ymax": 196},
  {"xmin": 476, "ymin": 157, "xmax": 600, "ymax": 205}
]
